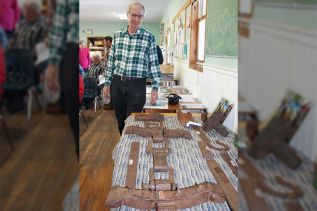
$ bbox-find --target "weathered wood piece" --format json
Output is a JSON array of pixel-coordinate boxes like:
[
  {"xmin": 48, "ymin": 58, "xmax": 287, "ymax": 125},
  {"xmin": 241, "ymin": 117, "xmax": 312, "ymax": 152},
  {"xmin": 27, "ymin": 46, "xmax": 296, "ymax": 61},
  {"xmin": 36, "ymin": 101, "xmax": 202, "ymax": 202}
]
[
  {"xmin": 206, "ymin": 160, "xmax": 238, "ymax": 211},
  {"xmin": 239, "ymin": 152, "xmax": 265, "ymax": 180},
  {"xmin": 125, "ymin": 142, "xmax": 140, "ymax": 189},
  {"xmin": 248, "ymin": 118, "xmax": 302, "ymax": 169},
  {"xmin": 134, "ymin": 113, "xmax": 164, "ymax": 122},
  {"xmin": 239, "ymin": 178, "xmax": 270, "ymax": 211},
  {"xmin": 177, "ymin": 110, "xmax": 194, "ymax": 127},
  {"xmin": 106, "ymin": 184, "xmax": 225, "ymax": 210},
  {"xmin": 125, "ymin": 125, "xmax": 192, "ymax": 140},
  {"xmin": 258, "ymin": 176, "xmax": 303, "ymax": 199},
  {"xmin": 283, "ymin": 201, "xmax": 305, "ymax": 211},
  {"xmin": 220, "ymin": 153, "xmax": 238, "ymax": 177},
  {"xmin": 203, "ymin": 111, "xmax": 229, "ymax": 137}
]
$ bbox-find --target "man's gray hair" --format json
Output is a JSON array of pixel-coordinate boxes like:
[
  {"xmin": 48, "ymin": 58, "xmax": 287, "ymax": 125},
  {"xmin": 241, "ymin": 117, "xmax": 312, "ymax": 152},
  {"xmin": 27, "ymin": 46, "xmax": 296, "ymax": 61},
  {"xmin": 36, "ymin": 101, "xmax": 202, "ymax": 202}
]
[
  {"xmin": 24, "ymin": 0, "xmax": 42, "ymax": 15},
  {"xmin": 126, "ymin": 1, "xmax": 146, "ymax": 16}
]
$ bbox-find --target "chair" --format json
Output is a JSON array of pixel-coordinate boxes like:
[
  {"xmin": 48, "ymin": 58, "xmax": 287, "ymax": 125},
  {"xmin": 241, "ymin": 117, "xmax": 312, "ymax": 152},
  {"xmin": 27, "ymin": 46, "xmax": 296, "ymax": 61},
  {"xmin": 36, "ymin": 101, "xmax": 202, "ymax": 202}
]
[
  {"xmin": 0, "ymin": 100, "xmax": 14, "ymax": 150},
  {"xmin": 4, "ymin": 49, "xmax": 42, "ymax": 119},
  {"xmin": 79, "ymin": 104, "xmax": 88, "ymax": 128},
  {"xmin": 83, "ymin": 77, "xmax": 102, "ymax": 112}
]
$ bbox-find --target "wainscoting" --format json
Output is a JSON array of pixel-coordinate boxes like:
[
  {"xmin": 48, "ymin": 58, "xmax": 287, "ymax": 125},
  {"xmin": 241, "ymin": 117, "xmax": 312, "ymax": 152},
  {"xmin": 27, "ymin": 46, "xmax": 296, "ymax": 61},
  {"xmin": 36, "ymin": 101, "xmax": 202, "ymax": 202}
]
[{"xmin": 239, "ymin": 18, "xmax": 317, "ymax": 161}]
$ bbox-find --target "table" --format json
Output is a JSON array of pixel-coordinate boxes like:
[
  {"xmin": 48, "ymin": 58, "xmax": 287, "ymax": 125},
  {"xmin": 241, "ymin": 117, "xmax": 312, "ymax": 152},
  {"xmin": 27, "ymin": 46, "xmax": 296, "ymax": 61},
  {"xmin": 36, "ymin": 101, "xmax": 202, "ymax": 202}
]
[
  {"xmin": 238, "ymin": 150, "xmax": 317, "ymax": 211},
  {"xmin": 144, "ymin": 86, "xmax": 207, "ymax": 113},
  {"xmin": 107, "ymin": 113, "xmax": 238, "ymax": 210}
]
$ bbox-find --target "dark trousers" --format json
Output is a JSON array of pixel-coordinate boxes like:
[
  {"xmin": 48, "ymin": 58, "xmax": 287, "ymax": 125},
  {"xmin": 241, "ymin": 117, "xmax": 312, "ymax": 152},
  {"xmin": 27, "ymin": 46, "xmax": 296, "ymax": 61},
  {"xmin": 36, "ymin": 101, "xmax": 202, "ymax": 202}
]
[
  {"xmin": 60, "ymin": 43, "xmax": 79, "ymax": 159},
  {"xmin": 111, "ymin": 75, "xmax": 146, "ymax": 134}
]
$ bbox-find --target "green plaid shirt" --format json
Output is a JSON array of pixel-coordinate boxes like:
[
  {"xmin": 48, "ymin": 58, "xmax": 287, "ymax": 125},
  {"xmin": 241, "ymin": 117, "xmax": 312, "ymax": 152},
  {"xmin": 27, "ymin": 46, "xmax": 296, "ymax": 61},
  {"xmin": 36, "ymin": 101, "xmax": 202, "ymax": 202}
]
[
  {"xmin": 48, "ymin": 0, "xmax": 79, "ymax": 66},
  {"xmin": 105, "ymin": 27, "xmax": 162, "ymax": 91}
]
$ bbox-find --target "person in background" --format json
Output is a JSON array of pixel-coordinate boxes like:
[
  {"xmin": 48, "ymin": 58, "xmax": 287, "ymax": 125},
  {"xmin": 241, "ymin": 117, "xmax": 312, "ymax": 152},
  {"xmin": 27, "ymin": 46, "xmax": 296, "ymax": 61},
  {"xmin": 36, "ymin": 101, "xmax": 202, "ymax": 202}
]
[
  {"xmin": 103, "ymin": 1, "xmax": 161, "ymax": 134},
  {"xmin": 45, "ymin": 0, "xmax": 79, "ymax": 159},
  {"xmin": 79, "ymin": 73, "xmax": 84, "ymax": 105},
  {"xmin": 156, "ymin": 45, "xmax": 163, "ymax": 65},
  {"xmin": 86, "ymin": 54, "xmax": 104, "ymax": 80},
  {"xmin": 79, "ymin": 64, "xmax": 85, "ymax": 78},
  {"xmin": 103, "ymin": 36, "xmax": 112, "ymax": 62},
  {"xmin": 0, "ymin": 0, "xmax": 20, "ymax": 39},
  {"xmin": 102, "ymin": 36, "xmax": 114, "ymax": 109},
  {"xmin": 10, "ymin": 0, "xmax": 47, "ymax": 56},
  {"xmin": 79, "ymin": 40, "xmax": 90, "ymax": 72},
  {"xmin": 0, "ymin": 27, "xmax": 7, "ymax": 99}
]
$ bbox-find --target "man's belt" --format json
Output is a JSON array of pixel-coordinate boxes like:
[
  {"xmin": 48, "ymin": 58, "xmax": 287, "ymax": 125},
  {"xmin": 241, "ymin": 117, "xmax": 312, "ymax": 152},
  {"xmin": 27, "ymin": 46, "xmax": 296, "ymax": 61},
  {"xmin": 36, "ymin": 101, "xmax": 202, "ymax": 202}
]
[{"xmin": 113, "ymin": 74, "xmax": 143, "ymax": 81}]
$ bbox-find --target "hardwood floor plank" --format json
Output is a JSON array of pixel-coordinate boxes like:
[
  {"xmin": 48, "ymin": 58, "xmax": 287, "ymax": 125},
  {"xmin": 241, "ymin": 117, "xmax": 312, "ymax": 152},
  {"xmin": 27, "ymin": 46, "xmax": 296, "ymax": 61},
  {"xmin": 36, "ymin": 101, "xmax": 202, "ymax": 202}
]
[
  {"xmin": 0, "ymin": 111, "xmax": 78, "ymax": 211},
  {"xmin": 80, "ymin": 109, "xmax": 120, "ymax": 211}
]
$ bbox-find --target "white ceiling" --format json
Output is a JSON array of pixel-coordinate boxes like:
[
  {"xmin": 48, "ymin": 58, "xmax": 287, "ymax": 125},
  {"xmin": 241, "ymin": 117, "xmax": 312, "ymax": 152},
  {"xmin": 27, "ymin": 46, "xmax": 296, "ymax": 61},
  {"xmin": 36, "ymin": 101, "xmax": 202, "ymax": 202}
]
[{"xmin": 80, "ymin": 0, "xmax": 171, "ymax": 22}]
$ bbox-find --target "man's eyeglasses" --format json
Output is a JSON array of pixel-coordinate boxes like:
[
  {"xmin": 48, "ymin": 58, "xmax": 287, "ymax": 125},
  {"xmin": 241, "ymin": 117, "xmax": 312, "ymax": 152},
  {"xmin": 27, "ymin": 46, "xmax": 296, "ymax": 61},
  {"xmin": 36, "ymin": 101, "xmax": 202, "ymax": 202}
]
[{"xmin": 129, "ymin": 13, "xmax": 144, "ymax": 19}]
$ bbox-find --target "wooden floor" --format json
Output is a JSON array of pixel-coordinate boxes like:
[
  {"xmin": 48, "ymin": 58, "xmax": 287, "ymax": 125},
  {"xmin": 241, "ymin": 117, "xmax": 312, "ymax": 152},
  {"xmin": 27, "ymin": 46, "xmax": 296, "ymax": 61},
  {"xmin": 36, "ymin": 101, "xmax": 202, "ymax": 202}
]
[
  {"xmin": 0, "ymin": 109, "xmax": 78, "ymax": 211},
  {"xmin": 79, "ymin": 109, "xmax": 120, "ymax": 211}
]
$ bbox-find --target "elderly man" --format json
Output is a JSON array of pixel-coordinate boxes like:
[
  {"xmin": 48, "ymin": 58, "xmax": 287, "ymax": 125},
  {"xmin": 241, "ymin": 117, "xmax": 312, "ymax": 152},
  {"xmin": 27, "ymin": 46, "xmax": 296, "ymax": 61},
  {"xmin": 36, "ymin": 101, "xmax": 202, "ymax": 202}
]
[
  {"xmin": 86, "ymin": 54, "xmax": 104, "ymax": 80},
  {"xmin": 103, "ymin": 1, "xmax": 161, "ymax": 134},
  {"xmin": 10, "ymin": 0, "xmax": 47, "ymax": 55}
]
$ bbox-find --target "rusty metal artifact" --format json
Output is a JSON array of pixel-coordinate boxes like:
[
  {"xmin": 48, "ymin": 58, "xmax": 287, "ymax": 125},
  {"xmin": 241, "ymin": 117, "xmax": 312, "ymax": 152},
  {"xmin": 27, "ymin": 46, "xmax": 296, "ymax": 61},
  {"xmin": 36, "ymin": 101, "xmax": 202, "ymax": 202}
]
[
  {"xmin": 106, "ymin": 184, "xmax": 225, "ymax": 210},
  {"xmin": 134, "ymin": 113, "xmax": 164, "ymax": 122},
  {"xmin": 220, "ymin": 153, "xmax": 238, "ymax": 177},
  {"xmin": 248, "ymin": 118, "xmax": 302, "ymax": 169},
  {"xmin": 258, "ymin": 176, "xmax": 303, "ymax": 199},
  {"xmin": 164, "ymin": 128, "xmax": 192, "ymax": 139},
  {"xmin": 125, "ymin": 142, "xmax": 140, "ymax": 189},
  {"xmin": 125, "ymin": 125, "xmax": 192, "ymax": 140},
  {"xmin": 239, "ymin": 178, "xmax": 270, "ymax": 211},
  {"xmin": 206, "ymin": 160, "xmax": 238, "ymax": 211},
  {"xmin": 239, "ymin": 152, "xmax": 303, "ymax": 211},
  {"xmin": 177, "ymin": 110, "xmax": 194, "ymax": 127},
  {"xmin": 125, "ymin": 125, "xmax": 162, "ymax": 138},
  {"xmin": 203, "ymin": 111, "xmax": 229, "ymax": 137}
]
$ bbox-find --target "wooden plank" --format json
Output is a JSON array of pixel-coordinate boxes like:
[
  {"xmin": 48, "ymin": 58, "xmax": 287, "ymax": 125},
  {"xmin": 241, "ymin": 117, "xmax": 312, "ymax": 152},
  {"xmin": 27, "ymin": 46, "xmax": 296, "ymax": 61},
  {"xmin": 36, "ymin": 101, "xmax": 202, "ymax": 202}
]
[
  {"xmin": 220, "ymin": 153, "xmax": 238, "ymax": 177},
  {"xmin": 240, "ymin": 179, "xmax": 270, "ymax": 211},
  {"xmin": 125, "ymin": 142, "xmax": 140, "ymax": 189},
  {"xmin": 239, "ymin": 152, "xmax": 265, "ymax": 180},
  {"xmin": 206, "ymin": 160, "xmax": 237, "ymax": 210},
  {"xmin": 284, "ymin": 201, "xmax": 304, "ymax": 211}
]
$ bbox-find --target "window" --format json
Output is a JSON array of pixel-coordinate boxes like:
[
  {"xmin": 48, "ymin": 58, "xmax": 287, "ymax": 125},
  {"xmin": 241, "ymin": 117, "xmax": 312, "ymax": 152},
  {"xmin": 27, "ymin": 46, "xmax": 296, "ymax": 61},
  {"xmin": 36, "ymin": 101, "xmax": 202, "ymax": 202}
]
[{"xmin": 189, "ymin": 0, "xmax": 207, "ymax": 71}]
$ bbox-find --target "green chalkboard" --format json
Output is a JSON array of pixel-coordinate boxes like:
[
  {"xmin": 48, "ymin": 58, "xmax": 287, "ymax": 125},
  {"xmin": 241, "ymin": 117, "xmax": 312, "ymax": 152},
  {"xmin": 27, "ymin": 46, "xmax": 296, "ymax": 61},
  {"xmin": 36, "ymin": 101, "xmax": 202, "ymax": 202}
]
[
  {"xmin": 205, "ymin": 0, "xmax": 238, "ymax": 57},
  {"xmin": 255, "ymin": 0, "xmax": 317, "ymax": 5}
]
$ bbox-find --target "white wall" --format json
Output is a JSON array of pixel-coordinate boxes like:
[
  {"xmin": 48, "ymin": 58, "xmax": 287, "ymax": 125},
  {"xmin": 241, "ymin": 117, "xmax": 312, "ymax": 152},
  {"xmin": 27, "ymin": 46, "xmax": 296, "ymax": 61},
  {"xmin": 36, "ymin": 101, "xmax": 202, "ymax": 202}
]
[
  {"xmin": 239, "ymin": 19, "xmax": 317, "ymax": 161},
  {"xmin": 173, "ymin": 59, "xmax": 238, "ymax": 132}
]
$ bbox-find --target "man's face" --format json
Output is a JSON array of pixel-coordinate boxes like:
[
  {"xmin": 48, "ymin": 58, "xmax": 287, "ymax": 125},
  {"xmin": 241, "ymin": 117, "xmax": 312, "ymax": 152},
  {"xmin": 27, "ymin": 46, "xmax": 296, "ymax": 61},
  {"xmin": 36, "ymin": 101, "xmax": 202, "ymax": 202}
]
[
  {"xmin": 23, "ymin": 6, "xmax": 38, "ymax": 22},
  {"xmin": 105, "ymin": 40, "xmax": 112, "ymax": 48},
  {"xmin": 94, "ymin": 56, "xmax": 101, "ymax": 64},
  {"xmin": 127, "ymin": 5, "xmax": 144, "ymax": 30}
]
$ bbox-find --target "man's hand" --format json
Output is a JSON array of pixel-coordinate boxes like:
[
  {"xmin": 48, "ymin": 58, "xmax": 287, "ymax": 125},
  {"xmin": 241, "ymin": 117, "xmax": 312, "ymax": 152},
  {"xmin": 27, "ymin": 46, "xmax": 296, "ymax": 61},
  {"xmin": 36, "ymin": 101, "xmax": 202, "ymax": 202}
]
[
  {"xmin": 45, "ymin": 64, "xmax": 60, "ymax": 92},
  {"xmin": 151, "ymin": 90, "xmax": 158, "ymax": 104},
  {"xmin": 103, "ymin": 86, "xmax": 110, "ymax": 98}
]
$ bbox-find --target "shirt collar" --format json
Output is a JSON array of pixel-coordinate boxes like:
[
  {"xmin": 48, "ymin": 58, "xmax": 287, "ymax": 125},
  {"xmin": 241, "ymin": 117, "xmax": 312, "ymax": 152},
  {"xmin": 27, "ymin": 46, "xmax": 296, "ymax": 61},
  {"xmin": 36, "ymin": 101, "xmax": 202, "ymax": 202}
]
[{"xmin": 125, "ymin": 26, "xmax": 142, "ymax": 37}]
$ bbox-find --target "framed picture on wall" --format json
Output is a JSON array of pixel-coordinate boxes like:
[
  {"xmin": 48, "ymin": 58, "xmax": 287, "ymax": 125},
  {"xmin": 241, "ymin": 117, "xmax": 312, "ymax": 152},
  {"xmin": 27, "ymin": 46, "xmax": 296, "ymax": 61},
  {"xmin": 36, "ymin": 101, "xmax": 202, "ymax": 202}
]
[{"xmin": 238, "ymin": 0, "xmax": 254, "ymax": 18}]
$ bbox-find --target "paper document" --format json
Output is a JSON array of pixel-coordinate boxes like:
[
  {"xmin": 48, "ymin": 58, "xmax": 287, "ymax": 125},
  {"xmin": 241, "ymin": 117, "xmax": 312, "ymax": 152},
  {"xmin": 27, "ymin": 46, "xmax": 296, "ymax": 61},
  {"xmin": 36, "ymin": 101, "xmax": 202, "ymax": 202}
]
[{"xmin": 180, "ymin": 103, "xmax": 206, "ymax": 109}]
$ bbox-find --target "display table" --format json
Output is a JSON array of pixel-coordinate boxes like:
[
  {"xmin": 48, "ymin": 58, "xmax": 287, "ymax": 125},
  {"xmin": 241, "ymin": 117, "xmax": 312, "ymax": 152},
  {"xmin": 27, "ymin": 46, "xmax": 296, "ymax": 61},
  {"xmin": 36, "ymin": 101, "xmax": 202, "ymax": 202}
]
[
  {"xmin": 239, "ymin": 150, "xmax": 317, "ymax": 211},
  {"xmin": 107, "ymin": 113, "xmax": 238, "ymax": 210}
]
